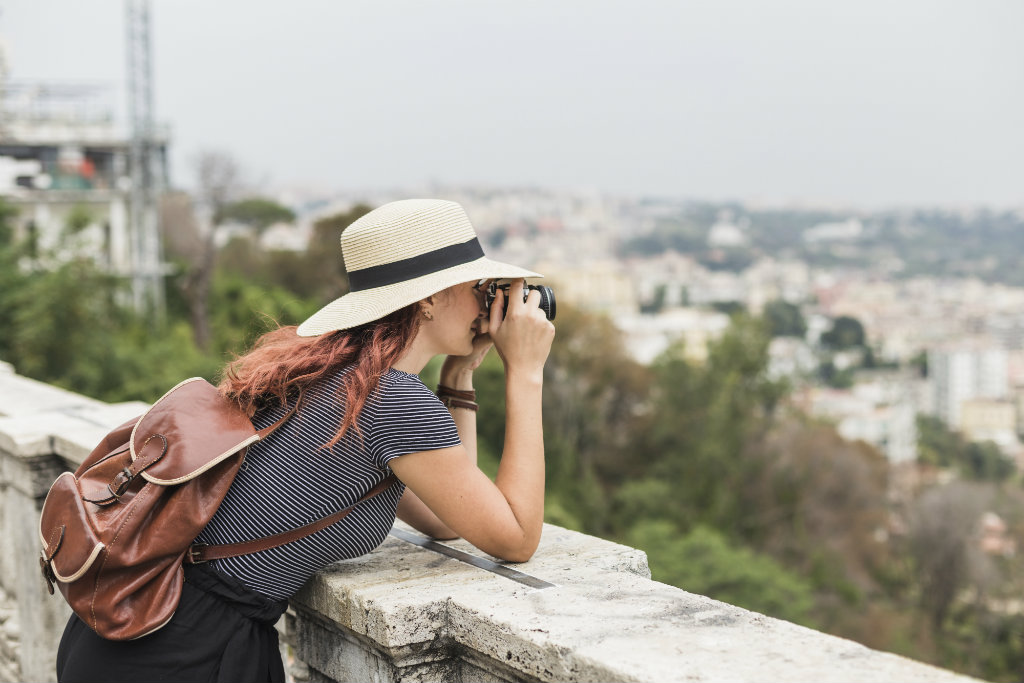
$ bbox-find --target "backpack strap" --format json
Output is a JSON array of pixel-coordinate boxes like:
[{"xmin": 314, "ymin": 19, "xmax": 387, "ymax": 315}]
[
  {"xmin": 185, "ymin": 474, "xmax": 399, "ymax": 564},
  {"xmin": 255, "ymin": 391, "xmax": 303, "ymax": 440}
]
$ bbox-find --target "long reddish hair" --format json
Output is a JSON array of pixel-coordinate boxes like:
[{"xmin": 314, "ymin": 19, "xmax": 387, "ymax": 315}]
[{"xmin": 218, "ymin": 303, "xmax": 422, "ymax": 448}]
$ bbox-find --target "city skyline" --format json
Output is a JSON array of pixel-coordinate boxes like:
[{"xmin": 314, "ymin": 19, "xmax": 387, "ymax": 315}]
[{"xmin": 2, "ymin": 0, "xmax": 1023, "ymax": 209}]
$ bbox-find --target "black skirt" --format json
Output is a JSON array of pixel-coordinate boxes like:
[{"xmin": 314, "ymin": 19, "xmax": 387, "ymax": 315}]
[{"xmin": 56, "ymin": 564, "xmax": 289, "ymax": 683}]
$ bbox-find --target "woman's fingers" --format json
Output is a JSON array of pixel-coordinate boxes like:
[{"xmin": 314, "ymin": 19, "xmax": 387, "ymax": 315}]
[
  {"xmin": 490, "ymin": 279, "xmax": 555, "ymax": 372},
  {"xmin": 524, "ymin": 286, "xmax": 542, "ymax": 311},
  {"xmin": 489, "ymin": 286, "xmax": 505, "ymax": 332},
  {"xmin": 506, "ymin": 278, "xmax": 526, "ymax": 312}
]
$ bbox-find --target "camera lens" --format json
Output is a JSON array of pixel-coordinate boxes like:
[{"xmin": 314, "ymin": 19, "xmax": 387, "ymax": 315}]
[
  {"xmin": 533, "ymin": 285, "xmax": 556, "ymax": 321},
  {"xmin": 486, "ymin": 283, "xmax": 556, "ymax": 321}
]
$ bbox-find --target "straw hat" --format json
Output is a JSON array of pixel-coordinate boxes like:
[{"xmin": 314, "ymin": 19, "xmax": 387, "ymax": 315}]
[{"xmin": 296, "ymin": 199, "xmax": 541, "ymax": 336}]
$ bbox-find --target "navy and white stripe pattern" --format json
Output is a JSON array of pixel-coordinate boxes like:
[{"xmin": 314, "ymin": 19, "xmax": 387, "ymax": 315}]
[{"xmin": 194, "ymin": 368, "xmax": 460, "ymax": 601}]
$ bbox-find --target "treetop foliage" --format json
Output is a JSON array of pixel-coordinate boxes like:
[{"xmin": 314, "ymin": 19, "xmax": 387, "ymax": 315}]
[{"xmin": 215, "ymin": 197, "xmax": 296, "ymax": 232}]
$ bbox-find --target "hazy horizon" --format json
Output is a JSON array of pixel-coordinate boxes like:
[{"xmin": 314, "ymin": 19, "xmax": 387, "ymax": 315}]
[{"xmin": 2, "ymin": 1, "xmax": 1022, "ymax": 210}]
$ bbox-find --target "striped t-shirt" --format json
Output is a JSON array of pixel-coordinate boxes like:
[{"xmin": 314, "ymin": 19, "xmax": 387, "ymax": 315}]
[{"xmin": 194, "ymin": 368, "xmax": 460, "ymax": 601}]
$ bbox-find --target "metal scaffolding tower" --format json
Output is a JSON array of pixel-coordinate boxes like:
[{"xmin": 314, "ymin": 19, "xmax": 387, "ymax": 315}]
[{"xmin": 125, "ymin": 0, "xmax": 165, "ymax": 317}]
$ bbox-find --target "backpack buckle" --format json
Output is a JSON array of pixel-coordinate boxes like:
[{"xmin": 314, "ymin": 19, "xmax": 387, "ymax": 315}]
[
  {"xmin": 186, "ymin": 544, "xmax": 208, "ymax": 564},
  {"xmin": 107, "ymin": 467, "xmax": 134, "ymax": 501}
]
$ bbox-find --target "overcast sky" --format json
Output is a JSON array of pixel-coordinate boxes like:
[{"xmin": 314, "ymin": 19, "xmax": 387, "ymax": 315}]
[{"xmin": 2, "ymin": 0, "xmax": 1022, "ymax": 208}]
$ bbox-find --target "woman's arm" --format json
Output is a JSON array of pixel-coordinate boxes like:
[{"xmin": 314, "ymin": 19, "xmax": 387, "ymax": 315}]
[
  {"xmin": 391, "ymin": 281, "xmax": 554, "ymax": 562},
  {"xmin": 395, "ymin": 330, "xmax": 489, "ymax": 538}
]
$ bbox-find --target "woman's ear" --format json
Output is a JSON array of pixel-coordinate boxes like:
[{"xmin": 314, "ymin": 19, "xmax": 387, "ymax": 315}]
[{"xmin": 419, "ymin": 299, "xmax": 435, "ymax": 322}]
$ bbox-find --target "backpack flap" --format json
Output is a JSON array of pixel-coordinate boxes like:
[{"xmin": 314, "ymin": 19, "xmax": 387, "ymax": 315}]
[
  {"xmin": 130, "ymin": 378, "xmax": 260, "ymax": 485},
  {"xmin": 39, "ymin": 473, "xmax": 105, "ymax": 586}
]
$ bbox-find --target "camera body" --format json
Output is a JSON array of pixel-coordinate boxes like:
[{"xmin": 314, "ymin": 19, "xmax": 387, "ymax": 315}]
[{"xmin": 485, "ymin": 282, "xmax": 556, "ymax": 321}]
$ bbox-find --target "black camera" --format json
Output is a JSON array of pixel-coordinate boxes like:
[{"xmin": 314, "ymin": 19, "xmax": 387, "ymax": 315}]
[{"xmin": 485, "ymin": 282, "xmax": 556, "ymax": 321}]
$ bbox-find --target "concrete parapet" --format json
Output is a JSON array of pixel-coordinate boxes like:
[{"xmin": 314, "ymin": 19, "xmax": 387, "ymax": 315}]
[
  {"xmin": 287, "ymin": 523, "xmax": 978, "ymax": 683},
  {"xmin": 0, "ymin": 369, "xmax": 147, "ymax": 682},
  {"xmin": 0, "ymin": 367, "xmax": 983, "ymax": 683}
]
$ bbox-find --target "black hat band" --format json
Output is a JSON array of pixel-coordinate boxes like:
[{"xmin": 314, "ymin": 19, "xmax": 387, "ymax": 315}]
[{"xmin": 347, "ymin": 238, "xmax": 485, "ymax": 292}]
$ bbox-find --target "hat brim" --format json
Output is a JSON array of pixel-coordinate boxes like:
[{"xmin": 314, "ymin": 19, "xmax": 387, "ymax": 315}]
[{"xmin": 296, "ymin": 257, "xmax": 541, "ymax": 336}]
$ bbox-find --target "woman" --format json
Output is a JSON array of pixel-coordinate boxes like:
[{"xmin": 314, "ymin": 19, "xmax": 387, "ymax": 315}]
[{"xmin": 56, "ymin": 198, "xmax": 555, "ymax": 682}]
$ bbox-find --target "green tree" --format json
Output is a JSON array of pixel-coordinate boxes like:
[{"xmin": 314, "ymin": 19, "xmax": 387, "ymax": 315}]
[
  {"xmin": 917, "ymin": 415, "xmax": 1016, "ymax": 481},
  {"xmin": 0, "ymin": 199, "xmax": 28, "ymax": 360},
  {"xmin": 1, "ymin": 245, "xmax": 220, "ymax": 402},
  {"xmin": 817, "ymin": 359, "xmax": 854, "ymax": 388},
  {"xmin": 0, "ymin": 197, "xmax": 223, "ymax": 402},
  {"xmin": 217, "ymin": 233, "xmax": 354, "ymax": 305},
  {"xmin": 711, "ymin": 300, "xmax": 745, "ymax": 316},
  {"xmin": 64, "ymin": 204, "xmax": 94, "ymax": 236},
  {"xmin": 639, "ymin": 284, "xmax": 667, "ymax": 314},
  {"xmin": 909, "ymin": 350, "xmax": 928, "ymax": 377},
  {"xmin": 750, "ymin": 419, "xmax": 888, "ymax": 619},
  {"xmin": 821, "ymin": 315, "xmax": 865, "ymax": 349},
  {"xmin": 304, "ymin": 204, "xmax": 373, "ymax": 303},
  {"xmin": 964, "ymin": 441, "xmax": 1016, "ymax": 482},
  {"xmin": 216, "ymin": 197, "xmax": 296, "ymax": 233},
  {"xmin": 626, "ymin": 522, "xmax": 816, "ymax": 626},
  {"xmin": 6, "ymin": 257, "xmax": 124, "ymax": 392},
  {"xmin": 906, "ymin": 482, "xmax": 993, "ymax": 631},
  {"xmin": 637, "ymin": 314, "xmax": 788, "ymax": 536},
  {"xmin": 0, "ymin": 204, "xmax": 133, "ymax": 394},
  {"xmin": 178, "ymin": 150, "xmax": 244, "ymax": 350},
  {"xmin": 763, "ymin": 300, "xmax": 807, "ymax": 338},
  {"xmin": 206, "ymin": 270, "xmax": 320, "ymax": 358}
]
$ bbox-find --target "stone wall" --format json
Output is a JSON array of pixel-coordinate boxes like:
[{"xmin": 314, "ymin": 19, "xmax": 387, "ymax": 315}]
[
  {"xmin": 0, "ymin": 365, "xmax": 983, "ymax": 683},
  {"xmin": 0, "ymin": 363, "xmax": 146, "ymax": 682}
]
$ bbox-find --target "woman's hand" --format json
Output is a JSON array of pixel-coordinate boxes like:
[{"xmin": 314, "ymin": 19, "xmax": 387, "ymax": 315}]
[
  {"xmin": 488, "ymin": 280, "xmax": 556, "ymax": 379},
  {"xmin": 440, "ymin": 325, "xmax": 493, "ymax": 387}
]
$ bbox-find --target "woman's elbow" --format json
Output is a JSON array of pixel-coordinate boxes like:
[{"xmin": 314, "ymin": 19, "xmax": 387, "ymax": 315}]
[
  {"xmin": 493, "ymin": 535, "xmax": 540, "ymax": 563},
  {"xmin": 500, "ymin": 549, "xmax": 536, "ymax": 563}
]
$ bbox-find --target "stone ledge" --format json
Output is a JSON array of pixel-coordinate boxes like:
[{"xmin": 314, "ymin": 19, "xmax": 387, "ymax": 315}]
[
  {"xmin": 290, "ymin": 522, "xmax": 981, "ymax": 683},
  {"xmin": 0, "ymin": 367, "xmax": 988, "ymax": 683},
  {"xmin": 0, "ymin": 365, "xmax": 107, "ymax": 418},
  {"xmin": 0, "ymin": 368, "xmax": 145, "ymax": 466}
]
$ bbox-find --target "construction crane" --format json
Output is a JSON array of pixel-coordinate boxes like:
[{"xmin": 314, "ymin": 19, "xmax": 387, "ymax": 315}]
[{"xmin": 125, "ymin": 0, "xmax": 165, "ymax": 317}]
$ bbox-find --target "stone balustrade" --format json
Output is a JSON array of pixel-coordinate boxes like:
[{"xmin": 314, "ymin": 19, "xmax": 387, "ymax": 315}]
[{"xmin": 0, "ymin": 363, "xmax": 982, "ymax": 683}]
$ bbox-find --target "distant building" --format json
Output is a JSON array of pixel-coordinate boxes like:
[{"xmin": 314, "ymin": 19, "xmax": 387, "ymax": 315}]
[
  {"xmin": 803, "ymin": 375, "xmax": 919, "ymax": 464},
  {"xmin": 929, "ymin": 343, "xmax": 1009, "ymax": 428},
  {"xmin": 1013, "ymin": 384, "xmax": 1024, "ymax": 438},
  {"xmin": 767, "ymin": 337, "xmax": 817, "ymax": 381},
  {"xmin": 533, "ymin": 259, "xmax": 638, "ymax": 317},
  {"xmin": 804, "ymin": 312, "xmax": 833, "ymax": 347},
  {"xmin": 688, "ymin": 270, "xmax": 747, "ymax": 307},
  {"xmin": 986, "ymin": 313, "xmax": 1024, "ymax": 350},
  {"xmin": 625, "ymin": 250, "xmax": 701, "ymax": 310},
  {"xmin": 615, "ymin": 307, "xmax": 730, "ymax": 365},
  {"xmin": 743, "ymin": 258, "xmax": 811, "ymax": 314},
  {"xmin": 959, "ymin": 398, "xmax": 1019, "ymax": 454},
  {"xmin": 803, "ymin": 218, "xmax": 863, "ymax": 243},
  {"xmin": 0, "ymin": 79, "xmax": 169, "ymax": 295},
  {"xmin": 707, "ymin": 211, "xmax": 748, "ymax": 248},
  {"xmin": 836, "ymin": 404, "xmax": 917, "ymax": 465}
]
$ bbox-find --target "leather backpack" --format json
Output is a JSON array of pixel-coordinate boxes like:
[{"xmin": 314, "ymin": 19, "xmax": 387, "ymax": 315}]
[{"xmin": 38, "ymin": 377, "xmax": 395, "ymax": 641}]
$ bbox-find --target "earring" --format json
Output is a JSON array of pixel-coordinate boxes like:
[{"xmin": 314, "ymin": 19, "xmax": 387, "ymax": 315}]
[{"xmin": 423, "ymin": 310, "xmax": 433, "ymax": 321}]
